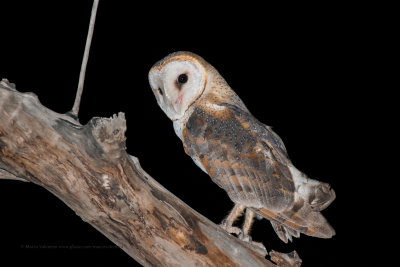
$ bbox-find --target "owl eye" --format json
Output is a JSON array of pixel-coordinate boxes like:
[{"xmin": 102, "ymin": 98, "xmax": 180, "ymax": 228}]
[{"xmin": 178, "ymin": 74, "xmax": 188, "ymax": 84}]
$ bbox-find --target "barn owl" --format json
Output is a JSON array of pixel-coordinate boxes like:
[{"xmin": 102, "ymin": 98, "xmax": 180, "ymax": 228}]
[{"xmin": 148, "ymin": 51, "xmax": 335, "ymax": 248}]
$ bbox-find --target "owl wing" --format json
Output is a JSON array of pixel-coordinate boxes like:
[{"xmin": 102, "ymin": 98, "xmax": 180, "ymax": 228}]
[
  {"xmin": 183, "ymin": 103, "xmax": 335, "ymax": 242},
  {"xmin": 183, "ymin": 103, "xmax": 295, "ymax": 210}
]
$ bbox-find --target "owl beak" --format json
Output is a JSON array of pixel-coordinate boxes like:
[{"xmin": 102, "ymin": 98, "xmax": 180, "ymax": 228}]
[
  {"xmin": 170, "ymin": 102, "xmax": 183, "ymax": 121},
  {"xmin": 175, "ymin": 94, "xmax": 183, "ymax": 106}
]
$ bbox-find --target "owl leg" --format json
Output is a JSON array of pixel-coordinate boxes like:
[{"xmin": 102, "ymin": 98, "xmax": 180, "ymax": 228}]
[
  {"xmin": 220, "ymin": 204, "xmax": 245, "ymax": 235},
  {"xmin": 242, "ymin": 208, "xmax": 255, "ymax": 238},
  {"xmin": 239, "ymin": 209, "xmax": 266, "ymax": 250}
]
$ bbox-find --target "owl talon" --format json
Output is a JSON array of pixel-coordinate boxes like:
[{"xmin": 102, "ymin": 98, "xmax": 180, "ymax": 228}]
[
  {"xmin": 239, "ymin": 232, "xmax": 251, "ymax": 242},
  {"xmin": 220, "ymin": 220, "xmax": 242, "ymax": 235},
  {"xmin": 239, "ymin": 233, "xmax": 266, "ymax": 250}
]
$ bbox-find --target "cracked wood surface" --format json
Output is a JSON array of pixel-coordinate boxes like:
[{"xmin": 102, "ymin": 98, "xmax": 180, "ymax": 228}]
[{"xmin": 0, "ymin": 79, "xmax": 296, "ymax": 266}]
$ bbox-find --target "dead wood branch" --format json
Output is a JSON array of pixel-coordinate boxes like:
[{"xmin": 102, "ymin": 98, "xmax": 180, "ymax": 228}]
[
  {"xmin": 0, "ymin": 168, "xmax": 27, "ymax": 182},
  {"xmin": 0, "ymin": 79, "xmax": 299, "ymax": 266}
]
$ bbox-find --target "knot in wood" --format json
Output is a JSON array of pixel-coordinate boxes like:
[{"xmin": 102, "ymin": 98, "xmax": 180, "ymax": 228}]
[{"xmin": 91, "ymin": 112, "xmax": 127, "ymax": 158}]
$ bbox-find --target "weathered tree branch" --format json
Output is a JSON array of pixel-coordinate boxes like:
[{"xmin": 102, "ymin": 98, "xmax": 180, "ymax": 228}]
[
  {"xmin": 0, "ymin": 168, "xmax": 28, "ymax": 182},
  {"xmin": 0, "ymin": 79, "xmax": 300, "ymax": 266}
]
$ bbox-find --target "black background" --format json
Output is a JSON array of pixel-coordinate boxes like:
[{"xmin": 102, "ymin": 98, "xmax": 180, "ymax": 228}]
[{"xmin": 0, "ymin": 1, "xmax": 383, "ymax": 266}]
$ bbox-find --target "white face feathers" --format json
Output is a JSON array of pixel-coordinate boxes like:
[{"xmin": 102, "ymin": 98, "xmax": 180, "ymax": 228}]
[{"xmin": 148, "ymin": 52, "xmax": 207, "ymax": 120}]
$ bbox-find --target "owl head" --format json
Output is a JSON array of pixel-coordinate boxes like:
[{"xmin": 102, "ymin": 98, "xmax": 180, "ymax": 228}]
[{"xmin": 148, "ymin": 51, "xmax": 210, "ymax": 121}]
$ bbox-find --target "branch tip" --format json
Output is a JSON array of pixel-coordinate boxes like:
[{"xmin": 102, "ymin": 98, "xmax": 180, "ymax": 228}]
[{"xmin": 270, "ymin": 250, "xmax": 302, "ymax": 267}]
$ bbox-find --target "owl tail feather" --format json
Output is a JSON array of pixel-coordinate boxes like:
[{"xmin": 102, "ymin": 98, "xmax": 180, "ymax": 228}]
[
  {"xmin": 270, "ymin": 220, "xmax": 300, "ymax": 243},
  {"xmin": 253, "ymin": 205, "xmax": 335, "ymax": 243}
]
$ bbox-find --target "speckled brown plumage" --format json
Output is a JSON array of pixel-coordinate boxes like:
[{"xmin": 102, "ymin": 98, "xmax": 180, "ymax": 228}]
[{"xmin": 182, "ymin": 87, "xmax": 335, "ymax": 242}]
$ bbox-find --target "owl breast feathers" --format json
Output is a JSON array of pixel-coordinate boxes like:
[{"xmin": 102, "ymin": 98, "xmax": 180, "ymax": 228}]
[{"xmin": 149, "ymin": 51, "xmax": 335, "ymax": 243}]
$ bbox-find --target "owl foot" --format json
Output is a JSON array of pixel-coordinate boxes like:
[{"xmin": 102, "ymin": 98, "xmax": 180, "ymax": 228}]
[
  {"xmin": 239, "ymin": 233, "xmax": 266, "ymax": 251},
  {"xmin": 220, "ymin": 204, "xmax": 246, "ymax": 235},
  {"xmin": 220, "ymin": 219, "xmax": 242, "ymax": 235}
]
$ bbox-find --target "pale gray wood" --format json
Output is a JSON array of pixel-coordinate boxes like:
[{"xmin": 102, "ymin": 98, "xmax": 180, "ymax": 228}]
[
  {"xmin": 0, "ymin": 168, "xmax": 27, "ymax": 182},
  {"xmin": 0, "ymin": 79, "xmax": 303, "ymax": 266}
]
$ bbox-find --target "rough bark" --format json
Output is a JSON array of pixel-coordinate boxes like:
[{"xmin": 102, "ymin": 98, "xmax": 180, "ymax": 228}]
[{"xmin": 0, "ymin": 79, "xmax": 300, "ymax": 266}]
